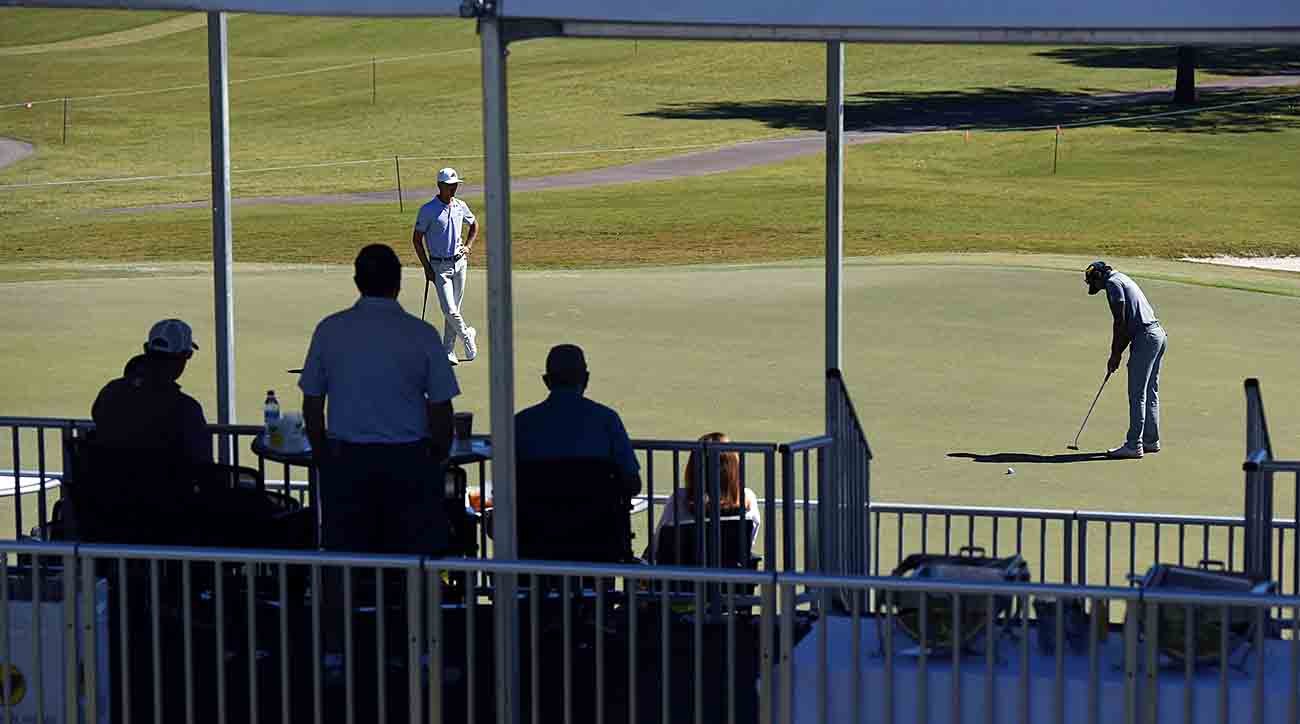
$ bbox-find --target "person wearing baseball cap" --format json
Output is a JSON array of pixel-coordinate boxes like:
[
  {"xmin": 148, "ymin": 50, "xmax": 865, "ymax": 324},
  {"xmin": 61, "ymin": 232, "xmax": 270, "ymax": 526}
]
[
  {"xmin": 92, "ymin": 318, "xmax": 211, "ymax": 466},
  {"xmin": 412, "ymin": 166, "xmax": 479, "ymax": 367},
  {"xmin": 1084, "ymin": 261, "xmax": 1167, "ymax": 459}
]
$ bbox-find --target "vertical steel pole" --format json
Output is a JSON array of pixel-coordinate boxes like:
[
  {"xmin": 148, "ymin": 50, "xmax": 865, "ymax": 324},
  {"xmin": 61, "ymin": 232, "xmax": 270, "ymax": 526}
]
[
  {"xmin": 481, "ymin": 13, "xmax": 520, "ymax": 724},
  {"xmin": 825, "ymin": 41, "xmax": 844, "ymax": 383},
  {"xmin": 823, "ymin": 41, "xmax": 845, "ymax": 592},
  {"xmin": 208, "ymin": 12, "xmax": 236, "ymax": 463}
]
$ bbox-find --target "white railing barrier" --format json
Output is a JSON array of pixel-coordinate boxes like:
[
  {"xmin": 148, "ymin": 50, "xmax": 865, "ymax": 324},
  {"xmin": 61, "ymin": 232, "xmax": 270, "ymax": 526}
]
[{"xmin": 3, "ymin": 540, "xmax": 1297, "ymax": 724}]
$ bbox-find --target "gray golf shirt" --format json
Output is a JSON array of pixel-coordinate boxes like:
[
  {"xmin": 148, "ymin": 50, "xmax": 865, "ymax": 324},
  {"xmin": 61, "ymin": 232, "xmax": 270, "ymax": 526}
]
[{"xmin": 1104, "ymin": 272, "xmax": 1159, "ymax": 338}]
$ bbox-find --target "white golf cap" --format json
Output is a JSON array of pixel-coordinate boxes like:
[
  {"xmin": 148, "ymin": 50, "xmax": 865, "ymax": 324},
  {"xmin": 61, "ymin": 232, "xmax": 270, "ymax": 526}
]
[
  {"xmin": 436, "ymin": 167, "xmax": 463, "ymax": 184},
  {"xmin": 143, "ymin": 318, "xmax": 199, "ymax": 357}
]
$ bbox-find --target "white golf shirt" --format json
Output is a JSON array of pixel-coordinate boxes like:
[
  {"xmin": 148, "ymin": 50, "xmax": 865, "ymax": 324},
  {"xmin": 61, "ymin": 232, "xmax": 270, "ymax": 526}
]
[
  {"xmin": 414, "ymin": 197, "xmax": 476, "ymax": 259},
  {"xmin": 298, "ymin": 297, "xmax": 460, "ymax": 444}
]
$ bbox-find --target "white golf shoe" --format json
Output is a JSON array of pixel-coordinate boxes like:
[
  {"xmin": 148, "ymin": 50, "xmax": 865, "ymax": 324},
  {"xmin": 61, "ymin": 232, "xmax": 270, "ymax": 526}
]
[
  {"xmin": 447, "ymin": 352, "xmax": 459, "ymax": 367},
  {"xmin": 463, "ymin": 327, "xmax": 478, "ymax": 362},
  {"xmin": 1106, "ymin": 442, "xmax": 1143, "ymax": 459}
]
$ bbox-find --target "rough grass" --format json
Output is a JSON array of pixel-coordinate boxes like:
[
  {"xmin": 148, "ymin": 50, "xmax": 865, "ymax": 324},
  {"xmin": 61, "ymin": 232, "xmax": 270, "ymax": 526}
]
[
  {"xmin": 4, "ymin": 112, "xmax": 1299, "ymax": 266},
  {"xmin": 0, "ymin": 14, "xmax": 1261, "ymax": 214}
]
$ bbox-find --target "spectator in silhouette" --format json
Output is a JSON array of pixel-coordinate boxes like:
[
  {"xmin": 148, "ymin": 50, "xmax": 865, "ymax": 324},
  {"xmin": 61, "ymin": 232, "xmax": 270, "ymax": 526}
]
[
  {"xmin": 649, "ymin": 432, "xmax": 760, "ymax": 561},
  {"xmin": 515, "ymin": 344, "xmax": 641, "ymax": 495},
  {"xmin": 300, "ymin": 243, "xmax": 459, "ymax": 555},
  {"xmin": 299, "ymin": 243, "xmax": 460, "ymax": 684},
  {"xmin": 92, "ymin": 319, "xmax": 211, "ymax": 467},
  {"xmin": 122, "ymin": 353, "xmax": 148, "ymax": 378}
]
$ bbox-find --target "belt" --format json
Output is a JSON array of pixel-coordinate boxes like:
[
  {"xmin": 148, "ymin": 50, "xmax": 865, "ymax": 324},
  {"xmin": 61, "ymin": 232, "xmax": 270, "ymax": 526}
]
[{"xmin": 431, "ymin": 253, "xmax": 463, "ymax": 263}]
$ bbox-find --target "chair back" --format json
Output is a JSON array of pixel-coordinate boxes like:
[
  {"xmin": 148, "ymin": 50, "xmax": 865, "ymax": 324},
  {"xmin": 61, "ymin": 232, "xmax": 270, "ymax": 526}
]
[
  {"xmin": 516, "ymin": 457, "xmax": 634, "ymax": 563},
  {"xmin": 64, "ymin": 436, "xmax": 198, "ymax": 544},
  {"xmin": 655, "ymin": 518, "xmax": 755, "ymax": 569},
  {"xmin": 64, "ymin": 433, "xmax": 297, "ymax": 547}
]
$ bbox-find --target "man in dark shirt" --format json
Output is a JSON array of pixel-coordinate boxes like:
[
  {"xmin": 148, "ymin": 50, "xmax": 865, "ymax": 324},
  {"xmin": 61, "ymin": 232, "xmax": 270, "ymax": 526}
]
[
  {"xmin": 515, "ymin": 344, "xmax": 641, "ymax": 495},
  {"xmin": 92, "ymin": 318, "xmax": 211, "ymax": 467}
]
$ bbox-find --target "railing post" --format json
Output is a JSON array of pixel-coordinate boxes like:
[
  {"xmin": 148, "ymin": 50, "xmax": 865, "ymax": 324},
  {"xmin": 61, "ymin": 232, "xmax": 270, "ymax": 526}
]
[
  {"xmin": 759, "ymin": 580, "xmax": 776, "ymax": 724},
  {"xmin": 779, "ymin": 446, "xmax": 794, "ymax": 573},
  {"xmin": 1063, "ymin": 516, "xmax": 1074, "ymax": 584},
  {"xmin": 1077, "ymin": 515, "xmax": 1089, "ymax": 586},
  {"xmin": 1244, "ymin": 378, "xmax": 1273, "ymax": 581},
  {"xmin": 765, "ymin": 447, "xmax": 778, "ymax": 572}
]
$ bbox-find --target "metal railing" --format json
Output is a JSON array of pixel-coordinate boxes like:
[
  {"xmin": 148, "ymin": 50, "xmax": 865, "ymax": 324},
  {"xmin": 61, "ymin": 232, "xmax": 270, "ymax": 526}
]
[
  {"xmin": 822, "ymin": 369, "xmax": 872, "ymax": 582},
  {"xmin": 778, "ymin": 571, "xmax": 1300, "ymax": 724},
  {"xmin": 3, "ymin": 405, "xmax": 1298, "ymax": 596},
  {"xmin": 4, "ymin": 538, "xmax": 1298, "ymax": 724},
  {"xmin": 3, "ymin": 540, "xmax": 776, "ymax": 724}
]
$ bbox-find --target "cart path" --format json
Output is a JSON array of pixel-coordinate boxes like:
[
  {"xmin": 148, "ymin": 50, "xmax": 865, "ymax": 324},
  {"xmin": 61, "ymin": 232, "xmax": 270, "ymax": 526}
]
[
  {"xmin": 3, "ymin": 73, "xmax": 1296, "ymax": 208},
  {"xmin": 100, "ymin": 130, "xmax": 901, "ymax": 213},
  {"xmin": 0, "ymin": 13, "xmax": 209, "ymax": 56},
  {"xmin": 0, "ymin": 138, "xmax": 33, "ymax": 171}
]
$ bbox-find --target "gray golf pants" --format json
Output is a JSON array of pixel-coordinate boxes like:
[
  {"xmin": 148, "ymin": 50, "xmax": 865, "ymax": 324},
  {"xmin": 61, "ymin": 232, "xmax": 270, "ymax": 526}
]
[{"xmin": 1126, "ymin": 323, "xmax": 1167, "ymax": 448}]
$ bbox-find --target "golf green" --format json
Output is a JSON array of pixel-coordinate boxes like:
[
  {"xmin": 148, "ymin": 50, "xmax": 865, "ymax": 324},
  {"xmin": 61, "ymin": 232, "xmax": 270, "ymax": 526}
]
[{"xmin": 2, "ymin": 253, "xmax": 1296, "ymax": 540}]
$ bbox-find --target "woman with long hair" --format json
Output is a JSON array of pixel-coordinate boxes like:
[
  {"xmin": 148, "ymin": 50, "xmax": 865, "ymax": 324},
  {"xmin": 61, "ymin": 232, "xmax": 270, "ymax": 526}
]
[{"xmin": 650, "ymin": 432, "xmax": 761, "ymax": 561}]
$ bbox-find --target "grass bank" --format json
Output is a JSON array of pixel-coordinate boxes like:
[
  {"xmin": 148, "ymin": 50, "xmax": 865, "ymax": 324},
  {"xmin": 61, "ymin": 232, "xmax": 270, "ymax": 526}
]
[
  {"xmin": 4, "ymin": 111, "xmax": 1299, "ymax": 266},
  {"xmin": 2, "ymin": 12, "xmax": 1280, "ymax": 214}
]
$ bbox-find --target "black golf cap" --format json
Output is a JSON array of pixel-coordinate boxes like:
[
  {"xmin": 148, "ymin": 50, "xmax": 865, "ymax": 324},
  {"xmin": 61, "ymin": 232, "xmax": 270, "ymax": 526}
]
[{"xmin": 1084, "ymin": 260, "xmax": 1111, "ymax": 296}]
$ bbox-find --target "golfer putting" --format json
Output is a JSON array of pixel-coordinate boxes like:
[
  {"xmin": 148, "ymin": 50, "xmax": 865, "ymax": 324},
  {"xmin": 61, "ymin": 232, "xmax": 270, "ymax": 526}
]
[
  {"xmin": 1084, "ymin": 261, "xmax": 1167, "ymax": 459},
  {"xmin": 413, "ymin": 167, "xmax": 479, "ymax": 366}
]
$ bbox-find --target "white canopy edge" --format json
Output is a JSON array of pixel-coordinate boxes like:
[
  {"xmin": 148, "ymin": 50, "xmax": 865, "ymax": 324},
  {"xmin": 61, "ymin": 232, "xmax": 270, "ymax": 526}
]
[
  {"xmin": 8, "ymin": 0, "xmax": 1300, "ymax": 47},
  {"xmin": 1, "ymin": 0, "xmax": 465, "ymax": 17},
  {"xmin": 545, "ymin": 22, "xmax": 1300, "ymax": 46},
  {"xmin": 500, "ymin": 0, "xmax": 1300, "ymax": 33}
]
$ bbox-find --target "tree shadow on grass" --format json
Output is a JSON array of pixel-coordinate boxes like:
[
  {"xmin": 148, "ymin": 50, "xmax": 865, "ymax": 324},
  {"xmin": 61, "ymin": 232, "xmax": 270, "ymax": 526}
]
[
  {"xmin": 1035, "ymin": 46, "xmax": 1300, "ymax": 77},
  {"xmin": 947, "ymin": 451, "xmax": 1116, "ymax": 464},
  {"xmin": 635, "ymin": 86, "xmax": 1300, "ymax": 135}
]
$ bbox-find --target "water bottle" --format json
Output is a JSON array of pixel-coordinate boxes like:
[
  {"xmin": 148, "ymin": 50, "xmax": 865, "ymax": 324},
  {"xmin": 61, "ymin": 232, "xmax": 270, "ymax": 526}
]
[{"xmin": 264, "ymin": 390, "xmax": 282, "ymax": 448}]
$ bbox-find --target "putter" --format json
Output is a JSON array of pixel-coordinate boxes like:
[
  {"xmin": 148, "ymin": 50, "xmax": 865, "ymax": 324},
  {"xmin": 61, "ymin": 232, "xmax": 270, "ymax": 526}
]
[
  {"xmin": 421, "ymin": 278, "xmax": 429, "ymax": 321},
  {"xmin": 1068, "ymin": 371, "xmax": 1112, "ymax": 450}
]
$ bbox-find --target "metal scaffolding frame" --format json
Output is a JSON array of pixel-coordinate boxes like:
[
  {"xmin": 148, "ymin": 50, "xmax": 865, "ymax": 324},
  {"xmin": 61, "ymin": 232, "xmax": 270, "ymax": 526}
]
[{"xmin": 6, "ymin": 1, "xmax": 1300, "ymax": 721}]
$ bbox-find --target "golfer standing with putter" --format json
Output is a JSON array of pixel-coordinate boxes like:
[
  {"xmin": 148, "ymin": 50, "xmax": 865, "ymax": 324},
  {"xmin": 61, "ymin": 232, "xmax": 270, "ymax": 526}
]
[
  {"xmin": 1085, "ymin": 261, "xmax": 1167, "ymax": 459},
  {"xmin": 413, "ymin": 167, "xmax": 479, "ymax": 366}
]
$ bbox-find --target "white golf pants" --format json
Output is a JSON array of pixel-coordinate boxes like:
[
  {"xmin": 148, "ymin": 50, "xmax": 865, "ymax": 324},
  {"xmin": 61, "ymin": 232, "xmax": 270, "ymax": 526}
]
[{"xmin": 432, "ymin": 256, "xmax": 470, "ymax": 355}]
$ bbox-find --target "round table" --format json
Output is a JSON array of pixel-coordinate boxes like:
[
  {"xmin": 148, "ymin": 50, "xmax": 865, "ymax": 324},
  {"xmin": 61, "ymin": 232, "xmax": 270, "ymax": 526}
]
[{"xmin": 249, "ymin": 434, "xmax": 320, "ymax": 546}]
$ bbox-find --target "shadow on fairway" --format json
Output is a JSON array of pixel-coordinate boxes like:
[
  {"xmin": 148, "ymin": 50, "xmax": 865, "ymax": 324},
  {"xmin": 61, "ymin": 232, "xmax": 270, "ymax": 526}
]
[
  {"xmin": 947, "ymin": 451, "xmax": 1115, "ymax": 464},
  {"xmin": 636, "ymin": 86, "xmax": 1300, "ymax": 134}
]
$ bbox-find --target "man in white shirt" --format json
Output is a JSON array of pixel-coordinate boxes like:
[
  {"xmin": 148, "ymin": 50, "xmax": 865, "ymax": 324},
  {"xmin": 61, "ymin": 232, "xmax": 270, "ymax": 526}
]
[
  {"xmin": 300, "ymin": 243, "xmax": 461, "ymax": 554},
  {"xmin": 412, "ymin": 167, "xmax": 479, "ymax": 366},
  {"xmin": 300, "ymin": 244, "xmax": 461, "ymax": 682}
]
